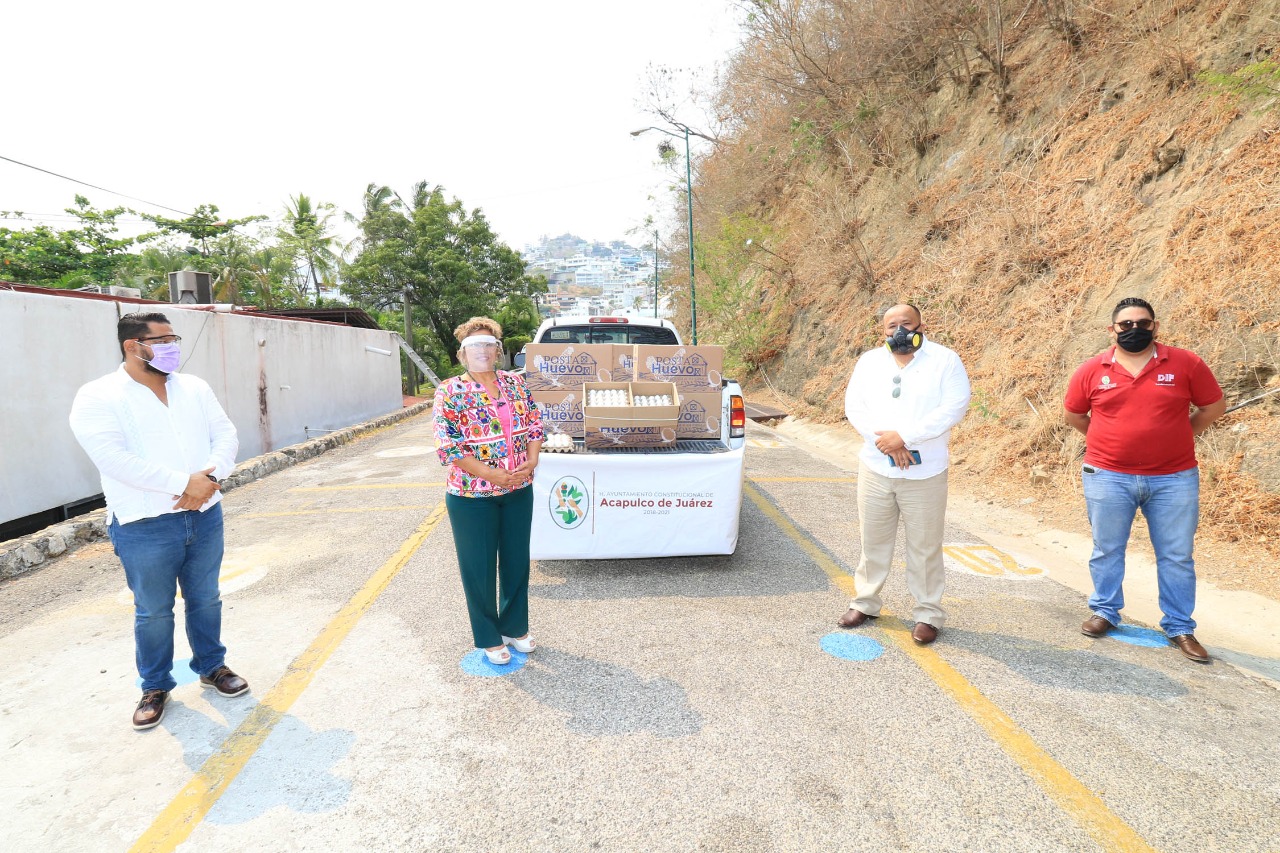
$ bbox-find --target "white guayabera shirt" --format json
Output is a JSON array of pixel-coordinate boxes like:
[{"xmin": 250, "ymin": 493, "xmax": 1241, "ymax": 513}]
[
  {"xmin": 844, "ymin": 338, "xmax": 972, "ymax": 480},
  {"xmin": 69, "ymin": 365, "xmax": 239, "ymax": 524}
]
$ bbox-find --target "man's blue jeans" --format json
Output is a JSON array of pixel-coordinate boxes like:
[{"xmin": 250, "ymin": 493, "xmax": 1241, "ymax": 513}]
[
  {"xmin": 1082, "ymin": 465, "xmax": 1199, "ymax": 637},
  {"xmin": 108, "ymin": 504, "xmax": 227, "ymax": 692}
]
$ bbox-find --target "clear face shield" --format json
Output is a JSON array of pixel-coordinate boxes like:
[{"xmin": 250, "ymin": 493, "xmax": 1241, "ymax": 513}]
[{"xmin": 459, "ymin": 335, "xmax": 503, "ymax": 372}]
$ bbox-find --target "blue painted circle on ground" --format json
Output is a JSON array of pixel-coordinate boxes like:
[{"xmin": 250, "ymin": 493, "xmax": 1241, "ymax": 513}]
[
  {"xmin": 820, "ymin": 632, "xmax": 885, "ymax": 662},
  {"xmin": 1109, "ymin": 625, "xmax": 1169, "ymax": 648},
  {"xmin": 460, "ymin": 648, "xmax": 529, "ymax": 677},
  {"xmin": 135, "ymin": 657, "xmax": 199, "ymax": 689}
]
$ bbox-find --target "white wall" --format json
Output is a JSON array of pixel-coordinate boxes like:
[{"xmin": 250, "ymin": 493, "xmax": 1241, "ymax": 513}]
[{"xmin": 0, "ymin": 289, "xmax": 403, "ymax": 525}]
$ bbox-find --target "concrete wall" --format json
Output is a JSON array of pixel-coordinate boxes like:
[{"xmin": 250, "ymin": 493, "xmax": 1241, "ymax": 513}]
[{"xmin": 0, "ymin": 288, "xmax": 403, "ymax": 526}]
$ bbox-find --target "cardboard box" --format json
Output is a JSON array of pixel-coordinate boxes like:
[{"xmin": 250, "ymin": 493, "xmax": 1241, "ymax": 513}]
[
  {"xmin": 634, "ymin": 345, "xmax": 725, "ymax": 392},
  {"xmin": 675, "ymin": 391, "xmax": 723, "ymax": 439},
  {"xmin": 612, "ymin": 344, "xmax": 638, "ymax": 381},
  {"xmin": 524, "ymin": 344, "xmax": 615, "ymax": 391},
  {"xmin": 531, "ymin": 389, "xmax": 584, "ymax": 437},
  {"xmin": 582, "ymin": 381, "xmax": 680, "ymax": 450}
]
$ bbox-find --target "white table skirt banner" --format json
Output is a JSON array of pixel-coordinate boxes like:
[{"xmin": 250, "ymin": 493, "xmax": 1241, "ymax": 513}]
[{"xmin": 531, "ymin": 448, "xmax": 744, "ymax": 559}]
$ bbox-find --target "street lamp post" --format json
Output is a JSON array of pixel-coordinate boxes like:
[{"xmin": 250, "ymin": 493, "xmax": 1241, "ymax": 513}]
[
  {"xmin": 632, "ymin": 124, "xmax": 699, "ymax": 344},
  {"xmin": 653, "ymin": 229, "xmax": 659, "ymax": 318}
]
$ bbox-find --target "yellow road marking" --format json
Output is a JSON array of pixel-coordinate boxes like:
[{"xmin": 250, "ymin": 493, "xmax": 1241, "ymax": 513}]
[
  {"xmin": 743, "ymin": 481, "xmax": 1154, "ymax": 853},
  {"xmin": 217, "ymin": 566, "xmax": 254, "ymax": 583},
  {"xmin": 288, "ymin": 483, "xmax": 444, "ymax": 492},
  {"xmin": 945, "ymin": 544, "xmax": 1046, "ymax": 578},
  {"xmin": 129, "ymin": 504, "xmax": 448, "ymax": 853},
  {"xmin": 749, "ymin": 476, "xmax": 857, "ymax": 483},
  {"xmin": 242, "ymin": 505, "xmax": 435, "ymax": 518}
]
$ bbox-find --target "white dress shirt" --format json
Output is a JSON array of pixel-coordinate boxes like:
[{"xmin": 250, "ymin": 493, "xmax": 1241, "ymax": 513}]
[
  {"xmin": 844, "ymin": 338, "xmax": 971, "ymax": 479},
  {"xmin": 69, "ymin": 365, "xmax": 239, "ymax": 524}
]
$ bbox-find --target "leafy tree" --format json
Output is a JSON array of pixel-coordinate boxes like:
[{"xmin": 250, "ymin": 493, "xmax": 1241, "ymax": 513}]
[
  {"xmin": 0, "ymin": 196, "xmax": 136, "ymax": 285},
  {"xmin": 241, "ymin": 243, "xmax": 308, "ymax": 308},
  {"xmin": 693, "ymin": 213, "xmax": 788, "ymax": 373},
  {"xmin": 114, "ymin": 245, "xmax": 196, "ymax": 300},
  {"xmin": 342, "ymin": 181, "xmax": 546, "ymax": 364},
  {"xmin": 495, "ymin": 293, "xmax": 544, "ymax": 340},
  {"xmin": 136, "ymin": 203, "xmax": 265, "ymax": 255}
]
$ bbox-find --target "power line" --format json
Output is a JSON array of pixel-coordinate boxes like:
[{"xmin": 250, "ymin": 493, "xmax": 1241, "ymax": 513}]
[{"xmin": 0, "ymin": 153, "xmax": 193, "ymax": 217}]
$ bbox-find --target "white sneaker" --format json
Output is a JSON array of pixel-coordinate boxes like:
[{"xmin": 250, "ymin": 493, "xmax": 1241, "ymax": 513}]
[{"xmin": 502, "ymin": 635, "xmax": 535, "ymax": 654}]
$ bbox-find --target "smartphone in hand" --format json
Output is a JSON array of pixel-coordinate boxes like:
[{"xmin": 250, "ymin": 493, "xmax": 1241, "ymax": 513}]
[{"xmin": 887, "ymin": 450, "xmax": 922, "ymax": 467}]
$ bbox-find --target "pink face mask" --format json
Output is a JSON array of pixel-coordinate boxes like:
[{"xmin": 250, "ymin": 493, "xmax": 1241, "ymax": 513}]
[{"xmin": 136, "ymin": 342, "xmax": 182, "ymax": 374}]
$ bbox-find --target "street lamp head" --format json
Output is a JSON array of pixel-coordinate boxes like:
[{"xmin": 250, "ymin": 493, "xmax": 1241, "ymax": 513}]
[{"xmin": 630, "ymin": 128, "xmax": 649, "ymax": 137}]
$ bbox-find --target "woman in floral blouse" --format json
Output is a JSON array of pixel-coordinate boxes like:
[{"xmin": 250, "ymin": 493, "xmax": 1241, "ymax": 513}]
[{"xmin": 433, "ymin": 316, "xmax": 545, "ymax": 665}]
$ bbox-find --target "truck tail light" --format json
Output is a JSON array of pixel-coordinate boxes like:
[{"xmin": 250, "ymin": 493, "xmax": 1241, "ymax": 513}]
[{"xmin": 729, "ymin": 395, "xmax": 746, "ymax": 438}]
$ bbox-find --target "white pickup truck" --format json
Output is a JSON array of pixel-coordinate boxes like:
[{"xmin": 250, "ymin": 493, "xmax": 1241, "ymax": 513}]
[{"xmin": 516, "ymin": 315, "xmax": 747, "ymax": 560}]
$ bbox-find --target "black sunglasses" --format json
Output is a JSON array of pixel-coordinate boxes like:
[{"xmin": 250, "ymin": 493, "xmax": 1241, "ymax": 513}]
[{"xmin": 1114, "ymin": 319, "xmax": 1153, "ymax": 331}]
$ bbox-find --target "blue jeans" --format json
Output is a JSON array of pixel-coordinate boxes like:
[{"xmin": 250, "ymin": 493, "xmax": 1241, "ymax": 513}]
[
  {"xmin": 108, "ymin": 504, "xmax": 227, "ymax": 692},
  {"xmin": 1082, "ymin": 465, "xmax": 1200, "ymax": 637}
]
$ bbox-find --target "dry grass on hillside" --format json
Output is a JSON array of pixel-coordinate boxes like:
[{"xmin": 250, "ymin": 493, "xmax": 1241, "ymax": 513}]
[{"xmin": 686, "ymin": 0, "xmax": 1280, "ymax": 577}]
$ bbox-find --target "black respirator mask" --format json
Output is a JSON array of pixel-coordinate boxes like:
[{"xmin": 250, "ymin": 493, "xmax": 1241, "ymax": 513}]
[
  {"xmin": 885, "ymin": 326, "xmax": 924, "ymax": 354},
  {"xmin": 1115, "ymin": 327, "xmax": 1154, "ymax": 353}
]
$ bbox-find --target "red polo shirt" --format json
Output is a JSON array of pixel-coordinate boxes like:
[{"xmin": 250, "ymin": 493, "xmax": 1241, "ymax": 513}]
[{"xmin": 1064, "ymin": 344, "xmax": 1222, "ymax": 475}]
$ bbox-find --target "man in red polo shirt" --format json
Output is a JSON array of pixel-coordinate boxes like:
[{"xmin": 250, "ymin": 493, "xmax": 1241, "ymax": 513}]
[{"xmin": 1064, "ymin": 297, "xmax": 1225, "ymax": 662}]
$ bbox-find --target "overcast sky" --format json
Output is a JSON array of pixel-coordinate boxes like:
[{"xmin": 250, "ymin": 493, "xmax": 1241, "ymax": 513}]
[{"xmin": 3, "ymin": 1, "xmax": 742, "ymax": 252}]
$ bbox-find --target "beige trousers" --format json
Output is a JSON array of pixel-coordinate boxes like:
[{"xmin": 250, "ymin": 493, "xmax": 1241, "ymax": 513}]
[{"xmin": 851, "ymin": 462, "xmax": 949, "ymax": 627}]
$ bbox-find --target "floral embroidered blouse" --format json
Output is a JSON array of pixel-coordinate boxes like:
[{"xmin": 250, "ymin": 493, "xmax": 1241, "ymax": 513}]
[{"xmin": 433, "ymin": 370, "xmax": 545, "ymax": 497}]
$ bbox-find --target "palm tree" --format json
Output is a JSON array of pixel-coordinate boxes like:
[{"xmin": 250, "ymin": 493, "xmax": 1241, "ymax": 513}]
[{"xmin": 278, "ymin": 194, "xmax": 340, "ymax": 305}]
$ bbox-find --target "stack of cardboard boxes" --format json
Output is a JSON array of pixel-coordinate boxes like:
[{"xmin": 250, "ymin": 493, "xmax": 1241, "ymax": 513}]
[
  {"xmin": 635, "ymin": 345, "xmax": 725, "ymax": 441},
  {"xmin": 526, "ymin": 343, "xmax": 725, "ymax": 448}
]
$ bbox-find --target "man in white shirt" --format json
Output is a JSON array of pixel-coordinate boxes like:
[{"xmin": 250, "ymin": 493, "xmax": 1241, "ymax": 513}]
[
  {"xmin": 69, "ymin": 312, "xmax": 248, "ymax": 730},
  {"xmin": 838, "ymin": 304, "xmax": 971, "ymax": 644}
]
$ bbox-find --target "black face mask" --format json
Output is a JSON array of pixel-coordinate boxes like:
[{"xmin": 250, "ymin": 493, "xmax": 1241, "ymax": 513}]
[
  {"xmin": 886, "ymin": 325, "xmax": 923, "ymax": 354},
  {"xmin": 1116, "ymin": 327, "xmax": 1154, "ymax": 353}
]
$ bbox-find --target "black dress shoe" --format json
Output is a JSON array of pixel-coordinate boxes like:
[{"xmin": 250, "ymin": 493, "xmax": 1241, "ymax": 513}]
[
  {"xmin": 911, "ymin": 622, "xmax": 938, "ymax": 644},
  {"xmin": 837, "ymin": 608, "xmax": 873, "ymax": 628}
]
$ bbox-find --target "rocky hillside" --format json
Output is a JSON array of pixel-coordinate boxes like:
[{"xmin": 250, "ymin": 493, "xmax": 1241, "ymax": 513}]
[{"xmin": 678, "ymin": 0, "xmax": 1280, "ymax": 552}]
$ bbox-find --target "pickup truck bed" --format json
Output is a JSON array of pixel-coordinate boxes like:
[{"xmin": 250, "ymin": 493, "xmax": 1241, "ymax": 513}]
[{"xmin": 524, "ymin": 315, "xmax": 746, "ymax": 559}]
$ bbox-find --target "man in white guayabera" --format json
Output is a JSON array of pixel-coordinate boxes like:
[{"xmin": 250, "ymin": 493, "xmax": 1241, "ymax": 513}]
[
  {"xmin": 838, "ymin": 303, "xmax": 971, "ymax": 645},
  {"xmin": 69, "ymin": 312, "xmax": 248, "ymax": 731}
]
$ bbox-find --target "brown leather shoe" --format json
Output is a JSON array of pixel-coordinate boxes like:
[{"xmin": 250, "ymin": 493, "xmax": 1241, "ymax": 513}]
[
  {"xmin": 837, "ymin": 608, "xmax": 873, "ymax": 628},
  {"xmin": 200, "ymin": 665, "xmax": 249, "ymax": 697},
  {"xmin": 1170, "ymin": 634, "xmax": 1210, "ymax": 663},
  {"xmin": 1081, "ymin": 615, "xmax": 1113, "ymax": 638},
  {"xmin": 133, "ymin": 690, "xmax": 170, "ymax": 731},
  {"xmin": 911, "ymin": 622, "xmax": 938, "ymax": 644}
]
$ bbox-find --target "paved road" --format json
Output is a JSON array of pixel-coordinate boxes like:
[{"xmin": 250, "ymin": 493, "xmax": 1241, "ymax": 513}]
[{"xmin": 2, "ymin": 415, "xmax": 1277, "ymax": 852}]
